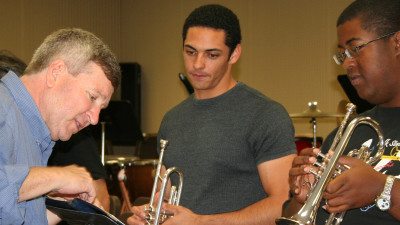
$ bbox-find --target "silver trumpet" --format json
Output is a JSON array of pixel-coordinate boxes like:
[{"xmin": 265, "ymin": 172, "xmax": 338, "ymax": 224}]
[
  {"xmin": 276, "ymin": 103, "xmax": 384, "ymax": 225},
  {"xmin": 145, "ymin": 139, "xmax": 184, "ymax": 225}
]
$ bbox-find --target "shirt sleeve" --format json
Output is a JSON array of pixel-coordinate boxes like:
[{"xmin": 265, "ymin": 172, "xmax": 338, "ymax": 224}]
[
  {"xmin": 251, "ymin": 102, "xmax": 297, "ymax": 165},
  {"xmin": 0, "ymin": 120, "xmax": 30, "ymax": 224}
]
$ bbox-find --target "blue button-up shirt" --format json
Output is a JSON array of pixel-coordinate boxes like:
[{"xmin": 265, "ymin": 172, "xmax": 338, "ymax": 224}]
[{"xmin": 0, "ymin": 71, "xmax": 54, "ymax": 225}]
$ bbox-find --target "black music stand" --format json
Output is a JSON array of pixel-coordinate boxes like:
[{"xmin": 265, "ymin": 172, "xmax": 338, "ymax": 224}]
[
  {"xmin": 337, "ymin": 75, "xmax": 374, "ymax": 114},
  {"xmin": 92, "ymin": 100, "xmax": 143, "ymax": 149}
]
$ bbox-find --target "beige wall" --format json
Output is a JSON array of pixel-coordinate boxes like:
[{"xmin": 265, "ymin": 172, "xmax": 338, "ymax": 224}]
[{"xmin": 0, "ymin": 0, "xmax": 355, "ymax": 140}]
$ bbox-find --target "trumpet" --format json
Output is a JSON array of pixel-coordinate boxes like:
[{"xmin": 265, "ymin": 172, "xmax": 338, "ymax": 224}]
[
  {"xmin": 145, "ymin": 139, "xmax": 184, "ymax": 225},
  {"xmin": 276, "ymin": 103, "xmax": 385, "ymax": 225}
]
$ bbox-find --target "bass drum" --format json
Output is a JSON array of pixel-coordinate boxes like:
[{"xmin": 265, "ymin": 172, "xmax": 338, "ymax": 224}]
[
  {"xmin": 124, "ymin": 159, "xmax": 158, "ymax": 203},
  {"xmin": 295, "ymin": 136, "xmax": 323, "ymax": 154}
]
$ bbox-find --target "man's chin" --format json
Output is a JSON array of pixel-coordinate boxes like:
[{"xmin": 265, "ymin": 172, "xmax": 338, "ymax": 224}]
[{"xmin": 57, "ymin": 133, "xmax": 74, "ymax": 141}]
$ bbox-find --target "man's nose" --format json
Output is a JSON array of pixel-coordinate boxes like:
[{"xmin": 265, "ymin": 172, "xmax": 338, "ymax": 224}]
[
  {"xmin": 342, "ymin": 56, "xmax": 356, "ymax": 71},
  {"xmin": 87, "ymin": 106, "xmax": 101, "ymax": 125},
  {"xmin": 193, "ymin": 54, "xmax": 205, "ymax": 69}
]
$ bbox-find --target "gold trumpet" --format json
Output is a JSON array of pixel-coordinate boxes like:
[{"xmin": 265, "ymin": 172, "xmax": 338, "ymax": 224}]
[
  {"xmin": 145, "ymin": 139, "xmax": 184, "ymax": 225},
  {"xmin": 276, "ymin": 103, "xmax": 385, "ymax": 225}
]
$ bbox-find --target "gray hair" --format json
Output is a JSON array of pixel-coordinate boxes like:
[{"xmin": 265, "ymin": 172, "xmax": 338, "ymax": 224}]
[{"xmin": 25, "ymin": 28, "xmax": 120, "ymax": 89}]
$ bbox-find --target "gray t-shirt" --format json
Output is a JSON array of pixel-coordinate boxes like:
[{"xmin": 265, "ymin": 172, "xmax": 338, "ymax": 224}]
[{"xmin": 158, "ymin": 82, "xmax": 296, "ymax": 214}]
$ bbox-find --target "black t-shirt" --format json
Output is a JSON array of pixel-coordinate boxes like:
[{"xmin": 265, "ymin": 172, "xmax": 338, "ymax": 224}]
[
  {"xmin": 48, "ymin": 127, "xmax": 106, "ymax": 180},
  {"xmin": 317, "ymin": 106, "xmax": 400, "ymax": 225}
]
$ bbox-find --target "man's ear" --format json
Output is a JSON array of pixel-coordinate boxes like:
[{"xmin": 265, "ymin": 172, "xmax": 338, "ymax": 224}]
[
  {"xmin": 46, "ymin": 60, "xmax": 66, "ymax": 87},
  {"xmin": 393, "ymin": 31, "xmax": 400, "ymax": 51},
  {"xmin": 229, "ymin": 44, "xmax": 242, "ymax": 64}
]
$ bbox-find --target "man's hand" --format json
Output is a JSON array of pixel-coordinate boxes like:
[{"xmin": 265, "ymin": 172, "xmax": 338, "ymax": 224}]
[
  {"xmin": 162, "ymin": 204, "xmax": 201, "ymax": 225},
  {"xmin": 50, "ymin": 165, "xmax": 96, "ymax": 203},
  {"xmin": 323, "ymin": 156, "xmax": 386, "ymax": 213},
  {"xmin": 127, "ymin": 204, "xmax": 148, "ymax": 225},
  {"xmin": 127, "ymin": 192, "xmax": 164, "ymax": 225},
  {"xmin": 19, "ymin": 165, "xmax": 96, "ymax": 204},
  {"xmin": 289, "ymin": 148, "xmax": 319, "ymax": 204}
]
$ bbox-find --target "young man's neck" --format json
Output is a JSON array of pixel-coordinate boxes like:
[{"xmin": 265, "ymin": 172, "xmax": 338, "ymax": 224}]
[{"xmin": 194, "ymin": 79, "xmax": 237, "ymax": 100}]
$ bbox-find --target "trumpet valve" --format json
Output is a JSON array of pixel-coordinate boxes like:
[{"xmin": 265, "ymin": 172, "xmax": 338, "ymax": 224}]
[
  {"xmin": 144, "ymin": 205, "xmax": 159, "ymax": 224},
  {"xmin": 313, "ymin": 161, "xmax": 323, "ymax": 168},
  {"xmin": 308, "ymin": 168, "xmax": 320, "ymax": 179},
  {"xmin": 145, "ymin": 209, "xmax": 171, "ymax": 225},
  {"xmin": 317, "ymin": 152, "xmax": 330, "ymax": 161}
]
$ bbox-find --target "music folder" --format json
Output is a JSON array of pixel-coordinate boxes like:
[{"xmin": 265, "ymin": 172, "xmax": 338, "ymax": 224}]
[{"xmin": 46, "ymin": 197, "xmax": 125, "ymax": 225}]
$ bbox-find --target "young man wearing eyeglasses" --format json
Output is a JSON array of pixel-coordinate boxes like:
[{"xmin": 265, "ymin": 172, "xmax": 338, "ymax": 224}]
[{"xmin": 282, "ymin": 0, "xmax": 400, "ymax": 224}]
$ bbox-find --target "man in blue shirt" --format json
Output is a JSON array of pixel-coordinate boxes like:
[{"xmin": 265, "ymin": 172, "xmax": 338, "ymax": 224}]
[
  {"xmin": 0, "ymin": 28, "xmax": 121, "ymax": 224},
  {"xmin": 1, "ymin": 49, "xmax": 113, "ymax": 214}
]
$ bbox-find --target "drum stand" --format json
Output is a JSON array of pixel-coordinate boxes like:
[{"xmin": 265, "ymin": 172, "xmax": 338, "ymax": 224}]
[
  {"xmin": 118, "ymin": 169, "xmax": 133, "ymax": 215},
  {"xmin": 310, "ymin": 117, "xmax": 318, "ymax": 148},
  {"xmin": 101, "ymin": 121, "xmax": 133, "ymax": 216},
  {"xmin": 101, "ymin": 122, "xmax": 106, "ymax": 165},
  {"xmin": 290, "ymin": 101, "xmax": 344, "ymax": 150}
]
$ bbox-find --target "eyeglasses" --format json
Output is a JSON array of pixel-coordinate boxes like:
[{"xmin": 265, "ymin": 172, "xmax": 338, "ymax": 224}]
[{"xmin": 333, "ymin": 31, "xmax": 397, "ymax": 65}]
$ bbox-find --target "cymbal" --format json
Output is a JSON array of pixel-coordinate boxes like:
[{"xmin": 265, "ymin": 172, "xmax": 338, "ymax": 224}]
[
  {"xmin": 290, "ymin": 101, "xmax": 344, "ymax": 118},
  {"xmin": 104, "ymin": 155, "xmax": 139, "ymax": 165},
  {"xmin": 290, "ymin": 110, "xmax": 344, "ymax": 118}
]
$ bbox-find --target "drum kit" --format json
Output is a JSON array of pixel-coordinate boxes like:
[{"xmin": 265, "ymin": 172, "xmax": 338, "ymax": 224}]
[
  {"xmin": 98, "ymin": 120, "xmax": 158, "ymax": 218},
  {"xmin": 290, "ymin": 101, "xmax": 344, "ymax": 151}
]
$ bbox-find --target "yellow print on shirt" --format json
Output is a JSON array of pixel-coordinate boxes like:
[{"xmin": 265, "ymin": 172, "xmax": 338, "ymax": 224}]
[{"xmin": 381, "ymin": 139, "xmax": 400, "ymax": 161}]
